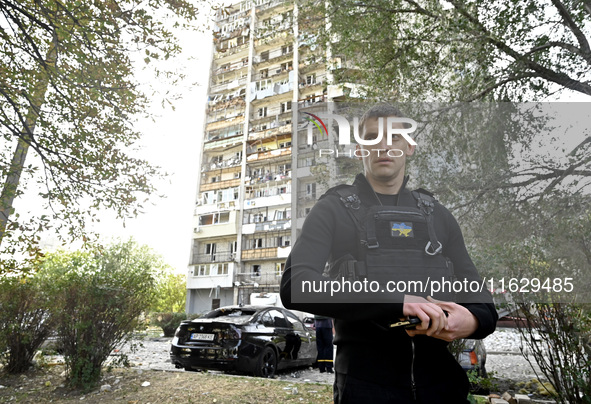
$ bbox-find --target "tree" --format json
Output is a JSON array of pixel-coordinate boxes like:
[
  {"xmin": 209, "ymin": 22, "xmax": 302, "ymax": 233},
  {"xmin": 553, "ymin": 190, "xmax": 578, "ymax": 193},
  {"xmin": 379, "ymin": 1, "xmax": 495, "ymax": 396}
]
[
  {"xmin": 151, "ymin": 270, "xmax": 187, "ymax": 313},
  {"xmin": 0, "ymin": 0, "xmax": 207, "ymax": 274},
  {"xmin": 308, "ymin": 0, "xmax": 591, "ymax": 102},
  {"xmin": 304, "ymin": 1, "xmax": 591, "ymax": 398}
]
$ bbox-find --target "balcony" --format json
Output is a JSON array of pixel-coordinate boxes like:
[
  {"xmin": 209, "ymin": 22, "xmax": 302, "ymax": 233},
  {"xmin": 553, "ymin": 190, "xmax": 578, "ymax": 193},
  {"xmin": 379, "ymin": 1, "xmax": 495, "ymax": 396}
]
[
  {"xmin": 206, "ymin": 115, "xmax": 245, "ymax": 132},
  {"xmin": 235, "ymin": 272, "xmax": 282, "ymax": 287},
  {"xmin": 200, "ymin": 178, "xmax": 242, "ymax": 192},
  {"xmin": 201, "ymin": 159, "xmax": 242, "ymax": 173},
  {"xmin": 255, "ymin": 22, "xmax": 293, "ymax": 41},
  {"xmin": 210, "ymin": 76, "xmax": 248, "ymax": 94},
  {"xmin": 244, "ymin": 192, "xmax": 291, "ymax": 209},
  {"xmin": 187, "ymin": 267, "xmax": 234, "ymax": 289},
  {"xmin": 207, "ymin": 96, "xmax": 246, "ymax": 112},
  {"xmin": 194, "ymin": 221, "xmax": 237, "ymax": 239},
  {"xmin": 246, "ymin": 147, "xmax": 291, "ymax": 162},
  {"xmin": 214, "ymin": 42, "xmax": 249, "ymax": 61},
  {"xmin": 248, "ymin": 123, "xmax": 291, "ymax": 142},
  {"xmin": 255, "ymin": 0, "xmax": 290, "ymax": 15},
  {"xmin": 242, "ymin": 219, "xmax": 291, "ymax": 234},
  {"xmin": 254, "ymin": 50, "xmax": 292, "ymax": 66},
  {"xmin": 212, "ymin": 58, "xmax": 249, "ymax": 76},
  {"xmin": 245, "ymin": 170, "xmax": 290, "ymax": 185},
  {"xmin": 299, "ymin": 73, "xmax": 327, "ymax": 89},
  {"xmin": 241, "ymin": 246, "xmax": 291, "ymax": 261},
  {"xmin": 194, "ymin": 200, "xmax": 238, "ymax": 216},
  {"xmin": 204, "ymin": 135, "xmax": 243, "ymax": 151},
  {"xmin": 191, "ymin": 253, "xmax": 236, "ymax": 264}
]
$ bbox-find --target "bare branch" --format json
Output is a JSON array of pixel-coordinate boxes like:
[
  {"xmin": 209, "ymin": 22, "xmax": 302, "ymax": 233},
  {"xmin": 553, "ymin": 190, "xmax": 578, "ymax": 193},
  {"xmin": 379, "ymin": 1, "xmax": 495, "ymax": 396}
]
[{"xmin": 550, "ymin": 0, "xmax": 591, "ymax": 63}]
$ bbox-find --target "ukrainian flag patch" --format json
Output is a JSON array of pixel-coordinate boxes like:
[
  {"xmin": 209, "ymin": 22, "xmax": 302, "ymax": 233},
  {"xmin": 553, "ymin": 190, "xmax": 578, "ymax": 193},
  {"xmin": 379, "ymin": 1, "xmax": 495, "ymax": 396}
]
[{"xmin": 391, "ymin": 222, "xmax": 414, "ymax": 237}]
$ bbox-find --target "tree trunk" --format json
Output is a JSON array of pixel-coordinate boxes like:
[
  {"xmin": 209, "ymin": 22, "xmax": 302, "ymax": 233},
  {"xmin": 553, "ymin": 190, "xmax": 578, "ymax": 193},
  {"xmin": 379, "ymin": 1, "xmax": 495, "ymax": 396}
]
[{"xmin": 0, "ymin": 36, "xmax": 57, "ymax": 246}]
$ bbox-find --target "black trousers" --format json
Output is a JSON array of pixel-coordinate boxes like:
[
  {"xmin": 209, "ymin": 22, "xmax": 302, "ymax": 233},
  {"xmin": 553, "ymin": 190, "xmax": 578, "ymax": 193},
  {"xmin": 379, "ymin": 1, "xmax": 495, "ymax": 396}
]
[
  {"xmin": 333, "ymin": 372, "xmax": 470, "ymax": 404},
  {"xmin": 315, "ymin": 326, "xmax": 334, "ymax": 371}
]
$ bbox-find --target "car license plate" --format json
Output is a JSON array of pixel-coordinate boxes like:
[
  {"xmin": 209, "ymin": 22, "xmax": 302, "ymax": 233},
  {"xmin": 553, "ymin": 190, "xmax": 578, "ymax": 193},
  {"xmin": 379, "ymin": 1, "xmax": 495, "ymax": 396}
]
[{"xmin": 190, "ymin": 333, "xmax": 215, "ymax": 341}]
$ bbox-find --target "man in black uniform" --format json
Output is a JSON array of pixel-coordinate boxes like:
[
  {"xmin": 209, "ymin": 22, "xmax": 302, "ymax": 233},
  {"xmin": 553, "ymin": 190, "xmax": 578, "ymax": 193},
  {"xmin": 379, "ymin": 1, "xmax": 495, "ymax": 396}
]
[{"xmin": 280, "ymin": 105, "xmax": 497, "ymax": 403}]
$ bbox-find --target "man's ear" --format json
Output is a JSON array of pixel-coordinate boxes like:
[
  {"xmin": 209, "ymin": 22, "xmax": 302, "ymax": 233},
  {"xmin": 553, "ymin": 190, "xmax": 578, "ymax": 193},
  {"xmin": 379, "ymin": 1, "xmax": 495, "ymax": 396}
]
[{"xmin": 406, "ymin": 144, "xmax": 416, "ymax": 157}]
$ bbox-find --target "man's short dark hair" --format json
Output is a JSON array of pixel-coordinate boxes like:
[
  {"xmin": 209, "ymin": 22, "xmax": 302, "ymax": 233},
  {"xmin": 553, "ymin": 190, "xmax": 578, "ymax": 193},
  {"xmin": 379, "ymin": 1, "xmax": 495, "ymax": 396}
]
[{"xmin": 358, "ymin": 104, "xmax": 404, "ymax": 139}]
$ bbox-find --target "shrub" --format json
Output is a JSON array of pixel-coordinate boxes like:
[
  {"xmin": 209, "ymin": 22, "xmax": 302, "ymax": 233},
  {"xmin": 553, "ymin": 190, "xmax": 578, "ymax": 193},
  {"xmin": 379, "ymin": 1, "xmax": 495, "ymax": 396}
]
[
  {"xmin": 41, "ymin": 241, "xmax": 158, "ymax": 391},
  {"xmin": 0, "ymin": 276, "xmax": 55, "ymax": 374},
  {"xmin": 149, "ymin": 312, "xmax": 187, "ymax": 337}
]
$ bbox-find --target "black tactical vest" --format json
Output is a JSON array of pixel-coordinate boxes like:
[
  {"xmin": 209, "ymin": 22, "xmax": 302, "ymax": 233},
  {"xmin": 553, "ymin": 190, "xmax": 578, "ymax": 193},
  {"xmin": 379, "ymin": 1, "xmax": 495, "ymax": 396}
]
[{"xmin": 325, "ymin": 185, "xmax": 456, "ymax": 303}]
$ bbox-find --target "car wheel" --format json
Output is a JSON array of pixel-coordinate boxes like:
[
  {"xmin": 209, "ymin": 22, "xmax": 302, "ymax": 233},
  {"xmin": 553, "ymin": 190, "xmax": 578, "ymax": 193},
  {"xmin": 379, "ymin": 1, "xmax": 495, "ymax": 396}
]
[{"xmin": 254, "ymin": 346, "xmax": 277, "ymax": 378}]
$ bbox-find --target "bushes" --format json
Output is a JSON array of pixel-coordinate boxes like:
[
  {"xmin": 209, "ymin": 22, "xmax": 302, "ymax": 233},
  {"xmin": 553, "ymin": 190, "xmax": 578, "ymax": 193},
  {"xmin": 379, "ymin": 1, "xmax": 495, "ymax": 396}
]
[
  {"xmin": 150, "ymin": 312, "xmax": 187, "ymax": 337},
  {"xmin": 0, "ymin": 276, "xmax": 55, "ymax": 374},
  {"xmin": 0, "ymin": 240, "xmax": 161, "ymax": 393},
  {"xmin": 40, "ymin": 241, "xmax": 158, "ymax": 391}
]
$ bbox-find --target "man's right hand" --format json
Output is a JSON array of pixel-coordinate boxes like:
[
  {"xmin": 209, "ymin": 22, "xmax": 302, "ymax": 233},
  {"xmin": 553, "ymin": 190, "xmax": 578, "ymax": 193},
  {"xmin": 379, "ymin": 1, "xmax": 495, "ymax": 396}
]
[{"xmin": 402, "ymin": 295, "xmax": 448, "ymax": 336}]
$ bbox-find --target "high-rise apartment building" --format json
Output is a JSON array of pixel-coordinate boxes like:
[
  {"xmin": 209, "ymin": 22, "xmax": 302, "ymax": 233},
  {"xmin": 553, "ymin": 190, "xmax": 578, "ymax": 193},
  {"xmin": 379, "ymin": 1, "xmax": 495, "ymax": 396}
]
[{"xmin": 187, "ymin": 0, "xmax": 356, "ymax": 314}]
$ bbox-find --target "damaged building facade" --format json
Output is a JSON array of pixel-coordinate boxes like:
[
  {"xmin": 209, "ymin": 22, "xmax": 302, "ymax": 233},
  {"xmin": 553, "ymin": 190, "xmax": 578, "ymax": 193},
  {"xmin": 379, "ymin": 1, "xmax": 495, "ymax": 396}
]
[{"xmin": 187, "ymin": 0, "xmax": 357, "ymax": 314}]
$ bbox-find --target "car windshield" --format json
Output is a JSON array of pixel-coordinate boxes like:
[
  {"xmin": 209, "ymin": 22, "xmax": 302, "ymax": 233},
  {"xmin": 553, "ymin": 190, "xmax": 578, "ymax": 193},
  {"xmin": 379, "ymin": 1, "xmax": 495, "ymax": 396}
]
[{"xmin": 204, "ymin": 308, "xmax": 257, "ymax": 319}]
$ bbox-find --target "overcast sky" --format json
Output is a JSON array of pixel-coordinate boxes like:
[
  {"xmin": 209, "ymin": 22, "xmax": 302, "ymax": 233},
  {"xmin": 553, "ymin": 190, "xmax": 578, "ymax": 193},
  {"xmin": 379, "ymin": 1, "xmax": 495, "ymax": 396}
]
[{"xmin": 87, "ymin": 20, "xmax": 213, "ymax": 274}]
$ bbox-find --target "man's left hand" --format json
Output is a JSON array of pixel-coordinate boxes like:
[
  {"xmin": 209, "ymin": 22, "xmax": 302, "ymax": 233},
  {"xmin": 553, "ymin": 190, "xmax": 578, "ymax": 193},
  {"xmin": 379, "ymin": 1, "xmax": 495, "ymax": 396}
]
[{"xmin": 406, "ymin": 296, "xmax": 478, "ymax": 342}]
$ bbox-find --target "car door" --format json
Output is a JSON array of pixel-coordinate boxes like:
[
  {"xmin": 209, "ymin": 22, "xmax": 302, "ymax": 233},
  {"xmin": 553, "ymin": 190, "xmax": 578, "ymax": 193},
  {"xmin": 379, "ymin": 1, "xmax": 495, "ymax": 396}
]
[
  {"xmin": 265, "ymin": 308, "xmax": 296, "ymax": 367},
  {"xmin": 283, "ymin": 310, "xmax": 315, "ymax": 364}
]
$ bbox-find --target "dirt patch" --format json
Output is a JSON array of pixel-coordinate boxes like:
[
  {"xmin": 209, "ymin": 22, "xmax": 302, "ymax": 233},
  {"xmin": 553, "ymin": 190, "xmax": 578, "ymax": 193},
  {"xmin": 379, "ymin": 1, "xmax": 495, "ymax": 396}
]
[{"xmin": 0, "ymin": 366, "xmax": 334, "ymax": 403}]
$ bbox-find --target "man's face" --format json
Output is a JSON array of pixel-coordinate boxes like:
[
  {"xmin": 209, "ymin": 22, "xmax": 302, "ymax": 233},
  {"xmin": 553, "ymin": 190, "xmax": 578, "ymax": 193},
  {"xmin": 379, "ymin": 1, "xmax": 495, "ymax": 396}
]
[{"xmin": 357, "ymin": 117, "xmax": 416, "ymax": 188}]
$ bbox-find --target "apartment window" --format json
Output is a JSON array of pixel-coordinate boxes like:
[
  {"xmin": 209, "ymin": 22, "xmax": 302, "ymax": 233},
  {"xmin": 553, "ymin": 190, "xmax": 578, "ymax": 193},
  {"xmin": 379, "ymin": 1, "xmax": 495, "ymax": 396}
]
[
  {"xmin": 278, "ymin": 235, "xmax": 291, "ymax": 247},
  {"xmin": 306, "ymin": 183, "xmax": 316, "ymax": 197},
  {"xmin": 205, "ymin": 243, "xmax": 216, "ymax": 261},
  {"xmin": 253, "ymin": 238, "xmax": 263, "ymax": 248},
  {"xmin": 281, "ymin": 44, "xmax": 293, "ymax": 55},
  {"xmin": 234, "ymin": 171, "xmax": 241, "ymax": 179},
  {"xmin": 205, "ymin": 243, "xmax": 216, "ymax": 255},
  {"xmin": 275, "ymin": 262, "xmax": 285, "ymax": 276},
  {"xmin": 306, "ymin": 74, "xmax": 316, "ymax": 85},
  {"xmin": 258, "ymin": 107, "xmax": 267, "ymax": 118},
  {"xmin": 260, "ymin": 68, "xmax": 268, "ymax": 79},
  {"xmin": 282, "ymin": 11, "xmax": 293, "ymax": 21},
  {"xmin": 212, "ymin": 155, "xmax": 223, "ymax": 164},
  {"xmin": 199, "ymin": 212, "xmax": 230, "ymax": 226},
  {"xmin": 280, "ymin": 61, "xmax": 293, "ymax": 71},
  {"xmin": 280, "ymin": 101, "xmax": 292, "ymax": 113},
  {"xmin": 252, "ymin": 265, "xmax": 261, "ymax": 277},
  {"xmin": 217, "ymin": 263, "xmax": 228, "ymax": 275},
  {"xmin": 279, "ymin": 141, "xmax": 291, "ymax": 148},
  {"xmin": 275, "ymin": 209, "xmax": 291, "ymax": 220},
  {"xmin": 260, "ymin": 50, "xmax": 269, "ymax": 62},
  {"xmin": 197, "ymin": 265, "xmax": 210, "ymax": 276},
  {"xmin": 210, "ymin": 175, "xmax": 220, "ymax": 183},
  {"xmin": 253, "ymin": 213, "xmax": 265, "ymax": 223},
  {"xmin": 215, "ymin": 212, "xmax": 230, "ymax": 224},
  {"xmin": 256, "ymin": 79, "xmax": 271, "ymax": 91}
]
